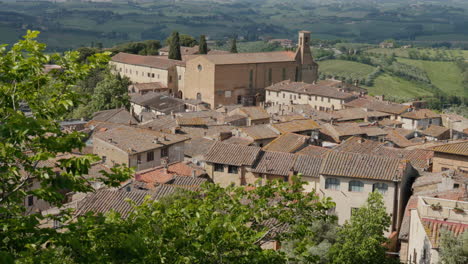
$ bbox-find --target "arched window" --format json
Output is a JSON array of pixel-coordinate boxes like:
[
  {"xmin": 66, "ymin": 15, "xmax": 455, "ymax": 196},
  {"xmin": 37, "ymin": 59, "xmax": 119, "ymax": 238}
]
[
  {"xmin": 325, "ymin": 178, "xmax": 340, "ymax": 190},
  {"xmin": 373, "ymin": 183, "xmax": 388, "ymax": 195},
  {"xmin": 348, "ymin": 180, "xmax": 364, "ymax": 192},
  {"xmin": 196, "ymin": 93, "xmax": 202, "ymax": 100}
]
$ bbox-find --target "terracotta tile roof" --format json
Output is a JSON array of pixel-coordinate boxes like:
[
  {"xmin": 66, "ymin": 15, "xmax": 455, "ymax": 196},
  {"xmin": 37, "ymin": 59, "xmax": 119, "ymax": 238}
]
[
  {"xmin": 199, "ymin": 51, "xmax": 296, "ymax": 65},
  {"xmin": 130, "ymin": 92, "xmax": 185, "ymax": 114},
  {"xmin": 92, "ymin": 108, "xmax": 138, "ymax": 125},
  {"xmin": 131, "ymin": 82, "xmax": 167, "ymax": 91},
  {"xmin": 377, "ymin": 118, "xmax": 403, "ymax": 127},
  {"xmin": 293, "ymin": 154, "xmax": 323, "ymax": 178},
  {"xmin": 159, "ymin": 45, "xmax": 229, "ymax": 56},
  {"xmin": 333, "ymin": 137, "xmax": 385, "ymax": 153},
  {"xmin": 296, "ymin": 145, "xmax": 330, "ymax": 157},
  {"xmin": 76, "ymin": 189, "xmax": 158, "ymax": 218},
  {"xmin": 332, "ymin": 108, "xmax": 390, "ymax": 121},
  {"xmin": 168, "ymin": 175, "xmax": 208, "ymax": 188},
  {"xmin": 320, "ymin": 123, "xmax": 366, "ymax": 142},
  {"xmin": 430, "ymin": 141, "xmax": 468, "ymax": 156},
  {"xmin": 251, "ymin": 151, "xmax": 296, "ymax": 176},
  {"xmin": 94, "ymin": 126, "xmax": 188, "ymax": 154},
  {"xmin": 178, "ymin": 125, "xmax": 235, "ymax": 139},
  {"xmin": 239, "ymin": 125, "xmax": 279, "ymax": 140},
  {"xmin": 320, "ymin": 151, "xmax": 407, "ymax": 181},
  {"xmin": 238, "ymin": 106, "xmax": 270, "ymax": 121},
  {"xmin": 421, "ymin": 125, "xmax": 449, "ymax": 137},
  {"xmin": 111, "ymin": 52, "xmax": 185, "ymax": 69},
  {"xmin": 421, "ymin": 218, "xmax": 468, "ymax": 248},
  {"xmin": 266, "ymin": 80, "xmax": 356, "ymax": 100},
  {"xmin": 176, "ymin": 116, "xmax": 207, "ymax": 126},
  {"xmin": 385, "ymin": 130, "xmax": 416, "ymax": 148},
  {"xmin": 204, "ymin": 142, "xmax": 261, "ymax": 166},
  {"xmin": 135, "ymin": 162, "xmax": 206, "ymax": 187},
  {"xmin": 401, "ymin": 109, "xmax": 440, "ymax": 120},
  {"xmin": 345, "ymin": 98, "xmax": 409, "ymax": 115},
  {"xmin": 138, "ymin": 116, "xmax": 178, "ymax": 133},
  {"xmin": 275, "ymin": 114, "xmax": 307, "ymax": 122},
  {"xmin": 222, "ymin": 136, "xmax": 254, "ymax": 146},
  {"xmin": 184, "ymin": 138, "xmax": 215, "ymax": 158},
  {"xmin": 272, "ymin": 119, "xmax": 320, "ymax": 134},
  {"xmin": 262, "ymin": 133, "xmax": 310, "ymax": 153}
]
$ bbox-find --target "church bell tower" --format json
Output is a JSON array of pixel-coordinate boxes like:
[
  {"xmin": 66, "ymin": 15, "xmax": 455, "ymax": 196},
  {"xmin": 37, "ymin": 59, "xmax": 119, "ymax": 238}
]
[{"xmin": 295, "ymin": 31, "xmax": 318, "ymax": 83}]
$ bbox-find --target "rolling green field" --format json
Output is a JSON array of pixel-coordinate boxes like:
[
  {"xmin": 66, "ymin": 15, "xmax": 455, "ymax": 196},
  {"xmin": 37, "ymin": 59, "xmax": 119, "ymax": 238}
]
[
  {"xmin": 366, "ymin": 48, "xmax": 468, "ymax": 60},
  {"xmin": 397, "ymin": 58, "xmax": 466, "ymax": 96},
  {"xmin": 364, "ymin": 73, "xmax": 433, "ymax": 100},
  {"xmin": 318, "ymin": 60, "xmax": 375, "ymax": 80}
]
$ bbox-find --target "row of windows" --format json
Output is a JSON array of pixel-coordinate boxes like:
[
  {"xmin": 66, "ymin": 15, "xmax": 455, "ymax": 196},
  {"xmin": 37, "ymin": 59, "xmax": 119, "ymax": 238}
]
[
  {"xmin": 214, "ymin": 163, "xmax": 239, "ymax": 174},
  {"xmin": 269, "ymin": 90, "xmax": 333, "ymax": 103},
  {"xmin": 325, "ymin": 178, "xmax": 388, "ymax": 194},
  {"xmin": 119, "ymin": 68, "xmax": 176, "ymax": 83},
  {"xmin": 136, "ymin": 148, "xmax": 169, "ymax": 163}
]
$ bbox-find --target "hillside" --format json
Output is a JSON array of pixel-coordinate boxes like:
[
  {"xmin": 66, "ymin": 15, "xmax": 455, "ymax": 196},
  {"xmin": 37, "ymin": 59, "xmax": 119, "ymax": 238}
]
[
  {"xmin": 1, "ymin": 0, "xmax": 468, "ymax": 51},
  {"xmin": 318, "ymin": 60, "xmax": 375, "ymax": 81}
]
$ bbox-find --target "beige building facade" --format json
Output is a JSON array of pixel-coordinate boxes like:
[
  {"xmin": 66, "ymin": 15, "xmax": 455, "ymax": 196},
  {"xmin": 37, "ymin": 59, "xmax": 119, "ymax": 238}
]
[{"xmin": 430, "ymin": 141, "xmax": 468, "ymax": 173}]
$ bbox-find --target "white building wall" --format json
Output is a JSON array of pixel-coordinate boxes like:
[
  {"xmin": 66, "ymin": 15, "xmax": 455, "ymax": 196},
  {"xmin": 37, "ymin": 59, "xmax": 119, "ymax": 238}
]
[
  {"xmin": 407, "ymin": 209, "xmax": 438, "ymax": 264},
  {"xmin": 265, "ymin": 90, "xmax": 346, "ymax": 111},
  {"xmin": 400, "ymin": 117, "xmax": 441, "ymax": 130},
  {"xmin": 110, "ymin": 61, "xmax": 170, "ymax": 85}
]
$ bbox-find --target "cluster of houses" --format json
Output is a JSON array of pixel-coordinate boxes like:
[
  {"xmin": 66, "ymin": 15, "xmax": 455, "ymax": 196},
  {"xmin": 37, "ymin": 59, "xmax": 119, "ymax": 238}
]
[{"xmin": 31, "ymin": 31, "xmax": 468, "ymax": 262}]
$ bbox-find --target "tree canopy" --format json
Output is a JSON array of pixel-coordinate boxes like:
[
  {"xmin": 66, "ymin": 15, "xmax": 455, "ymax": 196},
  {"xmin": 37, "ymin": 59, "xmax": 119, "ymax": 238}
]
[
  {"xmin": 230, "ymin": 38, "xmax": 238, "ymax": 53},
  {"xmin": 168, "ymin": 31, "xmax": 182, "ymax": 60},
  {"xmin": 199, "ymin": 35, "xmax": 208, "ymax": 54},
  {"xmin": 165, "ymin": 33, "xmax": 198, "ymax": 48}
]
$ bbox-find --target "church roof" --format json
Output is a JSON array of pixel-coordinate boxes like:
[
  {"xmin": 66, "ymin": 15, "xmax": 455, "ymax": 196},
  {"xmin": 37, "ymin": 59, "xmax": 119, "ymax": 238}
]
[{"xmin": 197, "ymin": 51, "xmax": 297, "ymax": 65}]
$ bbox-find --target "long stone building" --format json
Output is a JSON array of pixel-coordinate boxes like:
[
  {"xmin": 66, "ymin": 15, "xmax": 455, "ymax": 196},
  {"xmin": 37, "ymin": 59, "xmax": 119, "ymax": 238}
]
[{"xmin": 110, "ymin": 31, "xmax": 318, "ymax": 108}]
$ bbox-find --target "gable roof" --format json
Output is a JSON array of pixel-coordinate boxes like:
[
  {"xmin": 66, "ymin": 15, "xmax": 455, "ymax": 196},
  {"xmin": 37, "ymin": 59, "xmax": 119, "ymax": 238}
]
[
  {"xmin": 293, "ymin": 154, "xmax": 323, "ymax": 178},
  {"xmin": 198, "ymin": 51, "xmax": 297, "ymax": 65},
  {"xmin": 345, "ymin": 98, "xmax": 409, "ymax": 115},
  {"xmin": 320, "ymin": 151, "xmax": 407, "ymax": 181},
  {"xmin": 251, "ymin": 151, "xmax": 296, "ymax": 176},
  {"xmin": 94, "ymin": 126, "xmax": 188, "ymax": 154},
  {"xmin": 271, "ymin": 119, "xmax": 320, "ymax": 134},
  {"xmin": 130, "ymin": 92, "xmax": 185, "ymax": 114},
  {"xmin": 92, "ymin": 108, "xmax": 138, "ymax": 125},
  {"xmin": 401, "ymin": 109, "xmax": 440, "ymax": 120},
  {"xmin": 430, "ymin": 141, "xmax": 468, "ymax": 156},
  {"xmin": 239, "ymin": 125, "xmax": 279, "ymax": 140},
  {"xmin": 296, "ymin": 145, "xmax": 330, "ymax": 157},
  {"xmin": 184, "ymin": 138, "xmax": 215, "ymax": 158},
  {"xmin": 237, "ymin": 106, "xmax": 270, "ymax": 121},
  {"xmin": 421, "ymin": 125, "xmax": 449, "ymax": 138},
  {"xmin": 265, "ymin": 80, "xmax": 356, "ymax": 100},
  {"xmin": 111, "ymin": 52, "xmax": 185, "ymax": 69},
  {"xmin": 262, "ymin": 133, "xmax": 310, "ymax": 153},
  {"xmin": 204, "ymin": 142, "xmax": 261, "ymax": 166}
]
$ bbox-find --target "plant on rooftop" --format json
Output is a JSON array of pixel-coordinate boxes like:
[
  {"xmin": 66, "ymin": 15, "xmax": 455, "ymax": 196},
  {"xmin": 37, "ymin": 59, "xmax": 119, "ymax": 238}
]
[{"xmin": 430, "ymin": 202, "xmax": 442, "ymax": 211}]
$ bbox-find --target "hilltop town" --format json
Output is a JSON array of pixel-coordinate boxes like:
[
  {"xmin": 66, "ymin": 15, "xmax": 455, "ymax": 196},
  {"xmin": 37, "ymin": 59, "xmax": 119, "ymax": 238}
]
[{"xmin": 2, "ymin": 29, "xmax": 468, "ymax": 263}]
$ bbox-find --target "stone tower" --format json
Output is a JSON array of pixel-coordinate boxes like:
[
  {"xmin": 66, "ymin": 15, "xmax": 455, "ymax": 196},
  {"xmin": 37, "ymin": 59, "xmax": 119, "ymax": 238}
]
[{"xmin": 295, "ymin": 31, "xmax": 318, "ymax": 83}]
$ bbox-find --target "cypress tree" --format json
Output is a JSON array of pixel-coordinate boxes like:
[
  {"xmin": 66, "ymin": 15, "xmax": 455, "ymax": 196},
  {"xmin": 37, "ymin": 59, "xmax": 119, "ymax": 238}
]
[
  {"xmin": 169, "ymin": 31, "xmax": 182, "ymax": 60},
  {"xmin": 199, "ymin": 35, "xmax": 208, "ymax": 54},
  {"xmin": 230, "ymin": 38, "xmax": 238, "ymax": 53}
]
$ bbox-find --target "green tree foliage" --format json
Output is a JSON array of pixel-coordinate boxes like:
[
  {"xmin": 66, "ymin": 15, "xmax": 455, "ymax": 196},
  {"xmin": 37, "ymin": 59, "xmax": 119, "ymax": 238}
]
[
  {"xmin": 439, "ymin": 229, "xmax": 468, "ymax": 264},
  {"xmin": 165, "ymin": 33, "xmax": 198, "ymax": 47},
  {"xmin": 111, "ymin": 40, "xmax": 162, "ymax": 56},
  {"xmin": 199, "ymin": 35, "xmax": 208, "ymax": 54},
  {"xmin": 20, "ymin": 176, "xmax": 335, "ymax": 263},
  {"xmin": 329, "ymin": 192, "xmax": 396, "ymax": 264},
  {"xmin": 0, "ymin": 31, "xmax": 132, "ymax": 260},
  {"xmin": 230, "ymin": 38, "xmax": 238, "ymax": 53},
  {"xmin": 91, "ymin": 70, "xmax": 131, "ymax": 111},
  {"xmin": 168, "ymin": 31, "xmax": 182, "ymax": 60}
]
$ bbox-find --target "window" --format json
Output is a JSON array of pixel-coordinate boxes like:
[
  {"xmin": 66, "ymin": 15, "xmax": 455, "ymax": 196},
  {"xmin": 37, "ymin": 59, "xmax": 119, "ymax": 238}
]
[
  {"xmin": 282, "ymin": 68, "xmax": 286, "ymax": 80},
  {"xmin": 27, "ymin": 195, "xmax": 34, "ymax": 206},
  {"xmin": 268, "ymin": 91, "xmax": 271, "ymax": 96},
  {"xmin": 268, "ymin": 68, "xmax": 272, "ymax": 84},
  {"xmin": 315, "ymin": 96, "xmax": 318, "ymax": 101},
  {"xmin": 129, "ymin": 69, "xmax": 132, "ymax": 74},
  {"xmin": 328, "ymin": 98, "xmax": 331, "ymax": 103},
  {"xmin": 283, "ymin": 93, "xmax": 285, "ymax": 98},
  {"xmin": 157, "ymin": 74, "xmax": 160, "ymax": 79},
  {"xmin": 178, "ymin": 75, "xmax": 181, "ymax": 80},
  {"xmin": 290, "ymin": 94, "xmax": 292, "ymax": 100},
  {"xmin": 249, "ymin": 70, "xmax": 254, "ymax": 88},
  {"xmin": 214, "ymin": 163, "xmax": 224, "ymax": 172},
  {"xmin": 308, "ymin": 96, "xmax": 311, "ymax": 100},
  {"xmin": 147, "ymin": 151, "xmax": 154, "ymax": 162},
  {"xmin": 147, "ymin": 73, "xmax": 150, "ymax": 77},
  {"xmin": 294, "ymin": 95, "xmax": 297, "ymax": 100},
  {"xmin": 151, "ymin": 73, "xmax": 155, "ymax": 78},
  {"xmin": 298, "ymin": 94, "xmax": 301, "ymax": 99},
  {"xmin": 321, "ymin": 97, "xmax": 324, "ymax": 102},
  {"xmin": 349, "ymin": 180, "xmax": 364, "ymax": 192},
  {"xmin": 197, "ymin": 64, "xmax": 203, "ymax": 71},
  {"xmin": 161, "ymin": 147, "xmax": 169, "ymax": 158},
  {"xmin": 169, "ymin": 76, "xmax": 172, "ymax": 83},
  {"xmin": 102, "ymin": 156, "xmax": 107, "ymax": 163},
  {"xmin": 295, "ymin": 66, "xmax": 299, "ymax": 81},
  {"xmin": 373, "ymin": 183, "xmax": 388, "ymax": 194},
  {"xmin": 441, "ymin": 167, "xmax": 450, "ymax": 171},
  {"xmin": 137, "ymin": 154, "xmax": 142, "ymax": 164},
  {"xmin": 228, "ymin": 165, "xmax": 239, "ymax": 174},
  {"xmin": 453, "ymin": 183, "xmax": 460, "ymax": 189},
  {"xmin": 325, "ymin": 178, "xmax": 340, "ymax": 190},
  {"xmin": 225, "ymin": 91, "xmax": 232, "ymax": 98}
]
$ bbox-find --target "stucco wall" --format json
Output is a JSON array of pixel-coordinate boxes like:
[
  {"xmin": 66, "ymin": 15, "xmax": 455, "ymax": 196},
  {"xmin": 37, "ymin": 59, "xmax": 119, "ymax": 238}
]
[
  {"xmin": 432, "ymin": 152, "xmax": 468, "ymax": 173},
  {"xmin": 93, "ymin": 137, "xmax": 130, "ymax": 167},
  {"xmin": 266, "ymin": 90, "xmax": 349, "ymax": 111},
  {"xmin": 110, "ymin": 61, "xmax": 171, "ymax": 85},
  {"xmin": 407, "ymin": 209, "xmax": 438, "ymax": 264},
  {"xmin": 400, "ymin": 117, "xmax": 441, "ymax": 130}
]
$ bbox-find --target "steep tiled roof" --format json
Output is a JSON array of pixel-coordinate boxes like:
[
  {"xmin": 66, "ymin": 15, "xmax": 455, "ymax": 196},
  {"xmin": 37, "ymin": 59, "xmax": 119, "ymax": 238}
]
[
  {"xmin": 333, "ymin": 137, "xmax": 384, "ymax": 153},
  {"xmin": 385, "ymin": 130, "xmax": 416, "ymax": 148},
  {"xmin": 272, "ymin": 119, "xmax": 320, "ymax": 134},
  {"xmin": 296, "ymin": 145, "xmax": 330, "ymax": 157},
  {"xmin": 94, "ymin": 126, "xmax": 188, "ymax": 154},
  {"xmin": 401, "ymin": 109, "xmax": 440, "ymax": 120},
  {"xmin": 176, "ymin": 117, "xmax": 207, "ymax": 126},
  {"xmin": 293, "ymin": 154, "xmax": 323, "ymax": 178},
  {"xmin": 92, "ymin": 108, "xmax": 138, "ymax": 125},
  {"xmin": 332, "ymin": 108, "xmax": 390, "ymax": 121},
  {"xmin": 183, "ymin": 138, "xmax": 215, "ymax": 158},
  {"xmin": 266, "ymin": 80, "xmax": 356, "ymax": 100},
  {"xmin": 200, "ymin": 51, "xmax": 296, "ymax": 65},
  {"xmin": 345, "ymin": 98, "xmax": 409, "ymax": 115},
  {"xmin": 240, "ymin": 125, "xmax": 279, "ymax": 140},
  {"xmin": 135, "ymin": 162, "xmax": 206, "ymax": 186},
  {"xmin": 238, "ymin": 106, "xmax": 270, "ymax": 121},
  {"xmin": 130, "ymin": 92, "xmax": 185, "ymax": 114},
  {"xmin": 169, "ymin": 176, "xmax": 208, "ymax": 188},
  {"xmin": 222, "ymin": 136, "xmax": 254, "ymax": 146},
  {"xmin": 262, "ymin": 133, "xmax": 310, "ymax": 153},
  {"xmin": 430, "ymin": 141, "xmax": 468, "ymax": 156},
  {"xmin": 320, "ymin": 151, "xmax": 406, "ymax": 181},
  {"xmin": 251, "ymin": 151, "xmax": 296, "ymax": 176},
  {"xmin": 421, "ymin": 125, "xmax": 449, "ymax": 138},
  {"xmin": 111, "ymin": 52, "xmax": 185, "ymax": 69},
  {"xmin": 204, "ymin": 142, "xmax": 261, "ymax": 166},
  {"xmin": 138, "ymin": 116, "xmax": 178, "ymax": 133},
  {"xmin": 76, "ymin": 189, "xmax": 157, "ymax": 218},
  {"xmin": 131, "ymin": 82, "xmax": 167, "ymax": 91}
]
